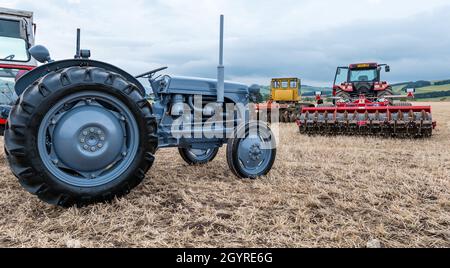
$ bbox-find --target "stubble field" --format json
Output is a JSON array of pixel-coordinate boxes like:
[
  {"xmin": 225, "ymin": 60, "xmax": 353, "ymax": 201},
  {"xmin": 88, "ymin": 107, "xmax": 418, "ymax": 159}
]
[{"xmin": 0, "ymin": 103, "xmax": 449, "ymax": 248}]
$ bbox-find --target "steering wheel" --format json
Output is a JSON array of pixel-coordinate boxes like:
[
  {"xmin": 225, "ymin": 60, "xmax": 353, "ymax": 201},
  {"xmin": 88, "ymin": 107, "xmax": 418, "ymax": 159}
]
[
  {"xmin": 135, "ymin": 67, "xmax": 168, "ymax": 79},
  {"xmin": 3, "ymin": 55, "xmax": 15, "ymax": 60}
]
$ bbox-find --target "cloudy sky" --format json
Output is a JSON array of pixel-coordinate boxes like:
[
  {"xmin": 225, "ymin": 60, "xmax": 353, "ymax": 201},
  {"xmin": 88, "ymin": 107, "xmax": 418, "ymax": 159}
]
[{"xmin": 2, "ymin": 0, "xmax": 450, "ymax": 86}]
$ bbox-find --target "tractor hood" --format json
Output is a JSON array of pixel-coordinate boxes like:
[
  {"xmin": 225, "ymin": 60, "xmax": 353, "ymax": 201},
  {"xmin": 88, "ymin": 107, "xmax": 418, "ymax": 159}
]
[{"xmin": 163, "ymin": 76, "xmax": 249, "ymax": 95}]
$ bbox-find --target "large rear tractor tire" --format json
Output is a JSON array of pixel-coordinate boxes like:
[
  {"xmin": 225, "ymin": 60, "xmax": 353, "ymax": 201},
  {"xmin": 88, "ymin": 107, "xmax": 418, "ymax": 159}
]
[
  {"xmin": 226, "ymin": 122, "xmax": 276, "ymax": 179},
  {"xmin": 335, "ymin": 90, "xmax": 351, "ymax": 103},
  {"xmin": 377, "ymin": 87, "xmax": 394, "ymax": 105},
  {"xmin": 178, "ymin": 147, "xmax": 219, "ymax": 165},
  {"xmin": 290, "ymin": 112, "xmax": 298, "ymax": 123},
  {"xmin": 5, "ymin": 66, "xmax": 158, "ymax": 207},
  {"xmin": 281, "ymin": 111, "xmax": 291, "ymax": 123}
]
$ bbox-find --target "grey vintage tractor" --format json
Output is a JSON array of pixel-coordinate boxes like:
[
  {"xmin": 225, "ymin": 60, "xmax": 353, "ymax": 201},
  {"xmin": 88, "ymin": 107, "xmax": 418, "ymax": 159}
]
[{"xmin": 4, "ymin": 16, "xmax": 277, "ymax": 207}]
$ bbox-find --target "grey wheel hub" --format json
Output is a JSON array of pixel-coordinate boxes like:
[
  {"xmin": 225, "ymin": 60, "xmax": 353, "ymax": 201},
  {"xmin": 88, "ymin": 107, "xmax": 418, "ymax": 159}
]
[
  {"xmin": 237, "ymin": 134, "xmax": 271, "ymax": 173},
  {"xmin": 52, "ymin": 105, "xmax": 125, "ymax": 172},
  {"xmin": 249, "ymin": 144, "xmax": 262, "ymax": 161},
  {"xmin": 37, "ymin": 91, "xmax": 140, "ymax": 187}
]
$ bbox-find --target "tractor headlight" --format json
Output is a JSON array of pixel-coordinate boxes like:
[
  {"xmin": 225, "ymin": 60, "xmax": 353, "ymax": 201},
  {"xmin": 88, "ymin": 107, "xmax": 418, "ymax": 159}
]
[{"xmin": 248, "ymin": 84, "xmax": 261, "ymax": 102}]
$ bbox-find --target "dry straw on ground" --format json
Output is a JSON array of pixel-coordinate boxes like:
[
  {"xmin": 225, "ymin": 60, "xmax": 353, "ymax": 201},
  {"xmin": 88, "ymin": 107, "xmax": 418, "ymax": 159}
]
[{"xmin": 0, "ymin": 102, "xmax": 449, "ymax": 248}]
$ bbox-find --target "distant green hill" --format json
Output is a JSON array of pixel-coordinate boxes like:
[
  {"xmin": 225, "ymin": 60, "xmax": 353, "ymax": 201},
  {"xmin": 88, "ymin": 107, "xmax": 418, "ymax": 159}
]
[
  {"xmin": 392, "ymin": 79, "xmax": 450, "ymax": 101},
  {"xmin": 301, "ymin": 85, "xmax": 332, "ymax": 96}
]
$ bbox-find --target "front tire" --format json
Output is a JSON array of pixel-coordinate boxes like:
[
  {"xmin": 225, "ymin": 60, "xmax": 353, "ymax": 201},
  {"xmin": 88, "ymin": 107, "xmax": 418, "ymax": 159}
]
[
  {"xmin": 178, "ymin": 147, "xmax": 219, "ymax": 165},
  {"xmin": 5, "ymin": 66, "xmax": 158, "ymax": 207},
  {"xmin": 226, "ymin": 122, "xmax": 276, "ymax": 179}
]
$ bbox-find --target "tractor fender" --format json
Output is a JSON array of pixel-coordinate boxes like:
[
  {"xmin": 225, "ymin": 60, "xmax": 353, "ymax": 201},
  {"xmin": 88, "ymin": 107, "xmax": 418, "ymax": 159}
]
[{"xmin": 15, "ymin": 59, "xmax": 145, "ymax": 96}]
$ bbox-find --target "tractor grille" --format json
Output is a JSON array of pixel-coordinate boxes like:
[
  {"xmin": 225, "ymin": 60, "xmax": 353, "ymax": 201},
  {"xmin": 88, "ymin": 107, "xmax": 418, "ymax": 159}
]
[{"xmin": 352, "ymin": 82, "xmax": 375, "ymax": 98}]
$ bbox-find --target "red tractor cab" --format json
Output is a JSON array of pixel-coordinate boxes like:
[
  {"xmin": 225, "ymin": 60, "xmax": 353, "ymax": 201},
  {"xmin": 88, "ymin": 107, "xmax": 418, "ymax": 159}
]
[
  {"xmin": 333, "ymin": 63, "xmax": 393, "ymax": 103},
  {"xmin": 0, "ymin": 8, "xmax": 37, "ymax": 134}
]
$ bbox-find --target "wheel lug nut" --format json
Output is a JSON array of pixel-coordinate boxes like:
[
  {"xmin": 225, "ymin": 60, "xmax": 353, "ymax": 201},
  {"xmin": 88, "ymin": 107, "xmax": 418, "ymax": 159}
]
[
  {"xmin": 90, "ymin": 128, "xmax": 95, "ymax": 133},
  {"xmin": 83, "ymin": 145, "xmax": 89, "ymax": 150},
  {"xmin": 122, "ymin": 152, "xmax": 127, "ymax": 156},
  {"xmin": 91, "ymin": 147, "xmax": 96, "ymax": 152},
  {"xmin": 52, "ymin": 159, "xmax": 59, "ymax": 165},
  {"xmin": 97, "ymin": 143, "xmax": 103, "ymax": 148},
  {"xmin": 80, "ymin": 138, "xmax": 85, "ymax": 143},
  {"xmin": 83, "ymin": 131, "xmax": 88, "ymax": 136},
  {"xmin": 100, "ymin": 136, "xmax": 105, "ymax": 141},
  {"xmin": 97, "ymin": 130, "xmax": 102, "ymax": 135}
]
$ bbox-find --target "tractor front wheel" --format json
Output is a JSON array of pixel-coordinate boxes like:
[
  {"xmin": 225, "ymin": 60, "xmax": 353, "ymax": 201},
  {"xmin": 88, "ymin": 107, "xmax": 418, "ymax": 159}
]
[
  {"xmin": 178, "ymin": 147, "xmax": 219, "ymax": 165},
  {"xmin": 5, "ymin": 67, "xmax": 158, "ymax": 207},
  {"xmin": 226, "ymin": 122, "xmax": 276, "ymax": 179}
]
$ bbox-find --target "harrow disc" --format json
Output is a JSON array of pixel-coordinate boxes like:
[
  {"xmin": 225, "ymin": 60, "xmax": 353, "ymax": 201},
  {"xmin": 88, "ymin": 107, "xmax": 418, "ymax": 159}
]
[{"xmin": 298, "ymin": 104, "xmax": 435, "ymax": 138}]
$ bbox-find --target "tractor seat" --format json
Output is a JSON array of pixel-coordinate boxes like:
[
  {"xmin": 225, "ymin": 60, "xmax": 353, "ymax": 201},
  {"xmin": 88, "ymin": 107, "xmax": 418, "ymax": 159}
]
[{"xmin": 358, "ymin": 75, "xmax": 369, "ymax": 81}]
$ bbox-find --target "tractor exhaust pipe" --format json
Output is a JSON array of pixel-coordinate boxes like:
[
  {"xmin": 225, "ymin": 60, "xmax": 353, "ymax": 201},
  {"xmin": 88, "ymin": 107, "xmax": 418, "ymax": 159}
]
[
  {"xmin": 75, "ymin": 28, "xmax": 81, "ymax": 59},
  {"xmin": 73, "ymin": 28, "xmax": 91, "ymax": 59},
  {"xmin": 217, "ymin": 15, "xmax": 225, "ymax": 104}
]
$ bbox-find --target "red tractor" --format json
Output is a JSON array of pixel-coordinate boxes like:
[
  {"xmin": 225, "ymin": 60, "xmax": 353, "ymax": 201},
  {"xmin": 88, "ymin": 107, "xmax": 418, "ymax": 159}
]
[
  {"xmin": 0, "ymin": 8, "xmax": 37, "ymax": 134},
  {"xmin": 298, "ymin": 63, "xmax": 436, "ymax": 138},
  {"xmin": 333, "ymin": 63, "xmax": 394, "ymax": 103}
]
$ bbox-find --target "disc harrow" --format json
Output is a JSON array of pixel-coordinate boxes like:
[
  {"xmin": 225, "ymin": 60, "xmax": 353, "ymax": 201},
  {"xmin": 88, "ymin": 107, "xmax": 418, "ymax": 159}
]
[{"xmin": 298, "ymin": 104, "xmax": 436, "ymax": 138}]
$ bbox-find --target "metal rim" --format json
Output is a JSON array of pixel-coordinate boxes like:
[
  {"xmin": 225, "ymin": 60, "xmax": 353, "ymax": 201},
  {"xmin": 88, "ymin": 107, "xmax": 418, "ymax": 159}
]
[
  {"xmin": 186, "ymin": 148, "xmax": 216, "ymax": 162},
  {"xmin": 236, "ymin": 128, "xmax": 273, "ymax": 175},
  {"xmin": 37, "ymin": 91, "xmax": 140, "ymax": 187}
]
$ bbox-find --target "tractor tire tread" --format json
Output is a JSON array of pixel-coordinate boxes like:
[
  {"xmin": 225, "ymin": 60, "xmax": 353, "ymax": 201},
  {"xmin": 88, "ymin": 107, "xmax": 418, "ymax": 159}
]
[{"xmin": 5, "ymin": 66, "xmax": 157, "ymax": 207}]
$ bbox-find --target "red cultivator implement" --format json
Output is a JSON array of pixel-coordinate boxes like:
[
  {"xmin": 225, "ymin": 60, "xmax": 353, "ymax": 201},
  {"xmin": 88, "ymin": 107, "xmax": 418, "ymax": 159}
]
[
  {"xmin": 298, "ymin": 95, "xmax": 436, "ymax": 138},
  {"xmin": 297, "ymin": 63, "xmax": 437, "ymax": 138}
]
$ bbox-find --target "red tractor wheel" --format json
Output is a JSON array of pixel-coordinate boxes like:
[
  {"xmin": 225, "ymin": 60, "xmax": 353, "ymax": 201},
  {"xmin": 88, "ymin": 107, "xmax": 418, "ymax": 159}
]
[
  {"xmin": 377, "ymin": 87, "xmax": 394, "ymax": 105},
  {"xmin": 335, "ymin": 90, "xmax": 351, "ymax": 103}
]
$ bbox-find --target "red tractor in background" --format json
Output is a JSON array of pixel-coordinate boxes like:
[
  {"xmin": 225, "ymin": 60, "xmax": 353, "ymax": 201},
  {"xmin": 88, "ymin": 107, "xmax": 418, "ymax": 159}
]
[
  {"xmin": 298, "ymin": 63, "xmax": 436, "ymax": 138},
  {"xmin": 333, "ymin": 63, "xmax": 394, "ymax": 103},
  {"xmin": 0, "ymin": 8, "xmax": 36, "ymax": 134}
]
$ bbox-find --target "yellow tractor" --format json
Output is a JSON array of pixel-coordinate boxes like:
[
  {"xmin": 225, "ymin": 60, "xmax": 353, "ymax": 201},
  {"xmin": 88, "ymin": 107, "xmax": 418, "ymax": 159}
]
[
  {"xmin": 271, "ymin": 77, "xmax": 301, "ymax": 103},
  {"xmin": 258, "ymin": 78, "xmax": 313, "ymax": 123}
]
